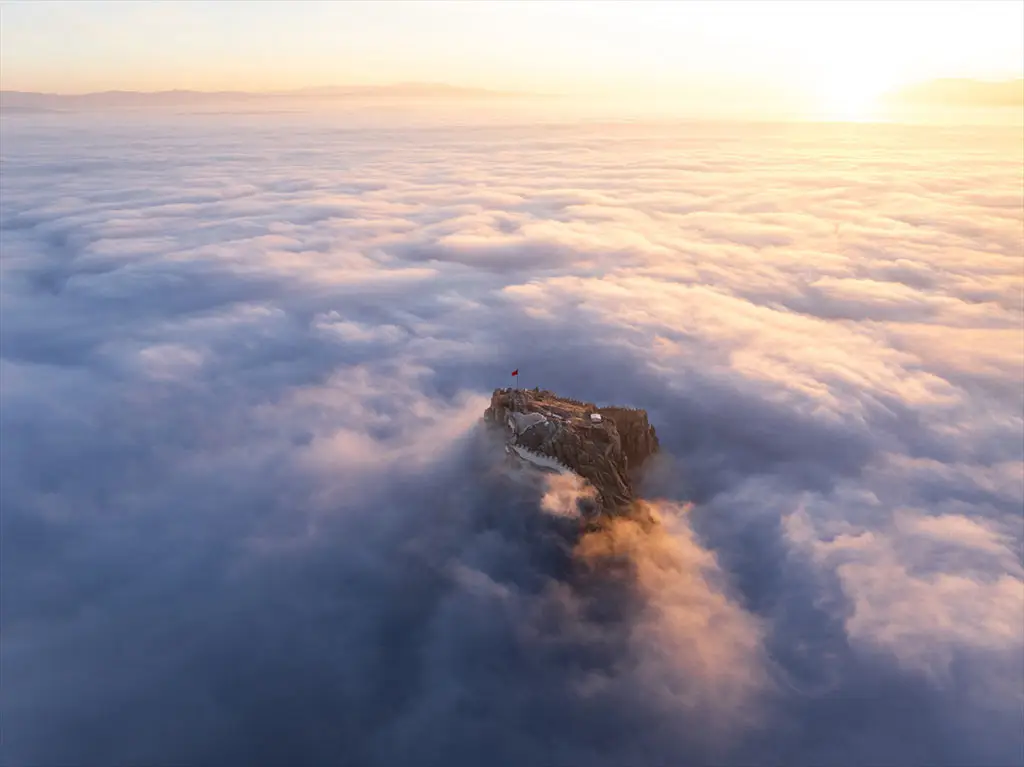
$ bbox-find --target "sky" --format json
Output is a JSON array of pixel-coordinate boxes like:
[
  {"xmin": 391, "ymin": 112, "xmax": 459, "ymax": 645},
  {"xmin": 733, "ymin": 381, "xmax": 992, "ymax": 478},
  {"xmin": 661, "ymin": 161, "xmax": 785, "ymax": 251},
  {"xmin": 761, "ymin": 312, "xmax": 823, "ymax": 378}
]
[
  {"xmin": 1, "ymin": 109, "xmax": 1022, "ymax": 764},
  {"xmin": 1, "ymin": 0, "xmax": 1023, "ymax": 115}
]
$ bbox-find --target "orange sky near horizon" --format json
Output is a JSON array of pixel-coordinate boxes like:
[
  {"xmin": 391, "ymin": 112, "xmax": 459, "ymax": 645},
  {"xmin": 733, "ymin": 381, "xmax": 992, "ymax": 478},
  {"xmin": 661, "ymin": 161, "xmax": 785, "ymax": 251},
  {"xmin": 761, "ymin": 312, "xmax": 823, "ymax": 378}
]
[{"xmin": 1, "ymin": 0, "xmax": 1022, "ymax": 120}]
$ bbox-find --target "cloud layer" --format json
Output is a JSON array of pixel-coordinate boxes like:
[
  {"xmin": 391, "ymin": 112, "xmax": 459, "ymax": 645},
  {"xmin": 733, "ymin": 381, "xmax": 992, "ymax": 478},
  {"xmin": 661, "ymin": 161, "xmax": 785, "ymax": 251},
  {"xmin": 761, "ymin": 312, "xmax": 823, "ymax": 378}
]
[{"xmin": 2, "ymin": 110, "xmax": 1022, "ymax": 766}]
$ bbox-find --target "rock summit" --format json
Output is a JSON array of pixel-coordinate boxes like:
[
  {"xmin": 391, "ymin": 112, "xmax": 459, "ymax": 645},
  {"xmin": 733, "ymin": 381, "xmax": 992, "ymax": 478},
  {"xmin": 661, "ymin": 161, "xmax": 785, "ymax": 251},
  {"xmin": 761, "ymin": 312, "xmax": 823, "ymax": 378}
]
[{"xmin": 484, "ymin": 387, "xmax": 660, "ymax": 516}]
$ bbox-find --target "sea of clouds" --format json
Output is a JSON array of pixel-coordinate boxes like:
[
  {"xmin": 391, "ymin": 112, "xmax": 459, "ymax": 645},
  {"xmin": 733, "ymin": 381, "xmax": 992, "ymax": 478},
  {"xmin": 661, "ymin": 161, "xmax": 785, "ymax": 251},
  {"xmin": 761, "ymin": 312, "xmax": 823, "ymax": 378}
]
[{"xmin": 2, "ymin": 109, "xmax": 1022, "ymax": 766}]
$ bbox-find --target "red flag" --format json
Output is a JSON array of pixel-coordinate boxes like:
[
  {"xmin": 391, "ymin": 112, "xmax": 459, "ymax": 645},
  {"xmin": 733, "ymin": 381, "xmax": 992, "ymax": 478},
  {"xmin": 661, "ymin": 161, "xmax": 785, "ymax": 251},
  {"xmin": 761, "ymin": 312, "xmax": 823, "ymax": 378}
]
[{"xmin": 511, "ymin": 369, "xmax": 519, "ymax": 376}]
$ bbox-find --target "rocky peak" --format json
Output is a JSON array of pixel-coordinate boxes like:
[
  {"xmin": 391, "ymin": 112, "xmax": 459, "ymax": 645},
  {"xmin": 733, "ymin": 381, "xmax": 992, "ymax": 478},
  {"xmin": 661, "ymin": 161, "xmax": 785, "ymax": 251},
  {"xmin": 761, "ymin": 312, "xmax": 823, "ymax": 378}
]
[{"xmin": 484, "ymin": 387, "xmax": 660, "ymax": 515}]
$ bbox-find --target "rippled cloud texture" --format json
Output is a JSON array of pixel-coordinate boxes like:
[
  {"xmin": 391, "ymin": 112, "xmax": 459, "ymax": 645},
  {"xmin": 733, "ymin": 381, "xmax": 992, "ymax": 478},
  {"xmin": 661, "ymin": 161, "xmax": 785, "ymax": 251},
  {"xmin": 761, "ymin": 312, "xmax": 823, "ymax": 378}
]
[{"xmin": 2, "ymin": 111, "xmax": 1022, "ymax": 766}]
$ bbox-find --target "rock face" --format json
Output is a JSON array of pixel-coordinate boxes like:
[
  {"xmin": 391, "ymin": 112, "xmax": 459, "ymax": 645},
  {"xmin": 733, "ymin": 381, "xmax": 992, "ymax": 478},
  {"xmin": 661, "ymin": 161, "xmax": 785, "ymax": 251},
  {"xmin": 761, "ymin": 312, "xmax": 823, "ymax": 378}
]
[{"xmin": 484, "ymin": 387, "xmax": 660, "ymax": 515}]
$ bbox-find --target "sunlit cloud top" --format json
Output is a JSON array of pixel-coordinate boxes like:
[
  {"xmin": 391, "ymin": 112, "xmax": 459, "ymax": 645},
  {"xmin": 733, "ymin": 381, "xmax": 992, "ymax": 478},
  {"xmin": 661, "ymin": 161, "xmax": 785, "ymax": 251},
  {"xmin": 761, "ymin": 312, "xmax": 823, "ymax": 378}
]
[{"xmin": 1, "ymin": 0, "xmax": 1022, "ymax": 118}]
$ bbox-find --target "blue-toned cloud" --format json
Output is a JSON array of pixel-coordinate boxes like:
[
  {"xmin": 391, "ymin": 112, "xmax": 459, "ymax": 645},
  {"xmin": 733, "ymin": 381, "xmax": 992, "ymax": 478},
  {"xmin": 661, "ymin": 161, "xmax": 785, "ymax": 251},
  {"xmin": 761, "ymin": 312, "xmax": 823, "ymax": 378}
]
[{"xmin": 1, "ymin": 110, "xmax": 1021, "ymax": 766}]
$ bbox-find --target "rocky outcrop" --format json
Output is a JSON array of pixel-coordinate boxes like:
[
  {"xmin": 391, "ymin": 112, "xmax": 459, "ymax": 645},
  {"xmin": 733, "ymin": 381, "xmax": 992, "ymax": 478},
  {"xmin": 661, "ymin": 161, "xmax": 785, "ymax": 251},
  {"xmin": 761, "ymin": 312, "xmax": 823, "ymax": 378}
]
[{"xmin": 484, "ymin": 387, "xmax": 660, "ymax": 516}]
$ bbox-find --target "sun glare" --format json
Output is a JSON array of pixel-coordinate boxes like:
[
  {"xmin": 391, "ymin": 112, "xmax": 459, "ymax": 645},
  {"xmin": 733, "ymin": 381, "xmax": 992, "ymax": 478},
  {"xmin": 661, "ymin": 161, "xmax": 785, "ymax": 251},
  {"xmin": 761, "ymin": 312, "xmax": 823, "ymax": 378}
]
[
  {"xmin": 813, "ymin": 60, "xmax": 894, "ymax": 122},
  {"xmin": 820, "ymin": 82, "xmax": 882, "ymax": 122}
]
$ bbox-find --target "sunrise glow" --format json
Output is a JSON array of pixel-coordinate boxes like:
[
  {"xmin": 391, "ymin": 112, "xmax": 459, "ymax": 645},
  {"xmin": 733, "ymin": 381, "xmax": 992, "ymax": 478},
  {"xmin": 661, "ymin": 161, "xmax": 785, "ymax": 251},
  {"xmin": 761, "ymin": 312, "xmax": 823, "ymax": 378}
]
[{"xmin": 1, "ymin": 0, "xmax": 1021, "ymax": 121}]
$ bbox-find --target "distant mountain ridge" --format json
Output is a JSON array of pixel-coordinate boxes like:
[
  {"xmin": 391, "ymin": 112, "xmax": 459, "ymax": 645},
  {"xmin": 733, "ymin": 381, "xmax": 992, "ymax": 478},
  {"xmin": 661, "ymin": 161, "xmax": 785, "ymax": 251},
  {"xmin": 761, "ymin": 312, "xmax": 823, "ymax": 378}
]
[
  {"xmin": 883, "ymin": 78, "xmax": 1024, "ymax": 108},
  {"xmin": 0, "ymin": 83, "xmax": 549, "ymax": 111}
]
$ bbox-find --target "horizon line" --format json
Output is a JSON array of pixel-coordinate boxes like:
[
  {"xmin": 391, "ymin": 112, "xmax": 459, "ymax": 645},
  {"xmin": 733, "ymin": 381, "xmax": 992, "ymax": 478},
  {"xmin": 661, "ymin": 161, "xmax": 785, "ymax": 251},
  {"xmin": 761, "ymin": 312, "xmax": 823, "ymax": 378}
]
[
  {"xmin": 0, "ymin": 81, "xmax": 561, "ymax": 99},
  {"xmin": 3, "ymin": 75, "xmax": 1023, "ymax": 100}
]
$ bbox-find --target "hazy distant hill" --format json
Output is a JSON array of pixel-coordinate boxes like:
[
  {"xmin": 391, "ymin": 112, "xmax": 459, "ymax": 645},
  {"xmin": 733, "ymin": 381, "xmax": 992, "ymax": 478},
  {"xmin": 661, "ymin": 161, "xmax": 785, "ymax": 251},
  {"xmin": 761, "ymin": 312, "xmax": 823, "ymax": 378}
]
[
  {"xmin": 1, "ymin": 90, "xmax": 260, "ymax": 110},
  {"xmin": 883, "ymin": 78, "xmax": 1024, "ymax": 108},
  {"xmin": 283, "ymin": 83, "xmax": 538, "ymax": 99},
  {"xmin": 0, "ymin": 83, "xmax": 547, "ymax": 111}
]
